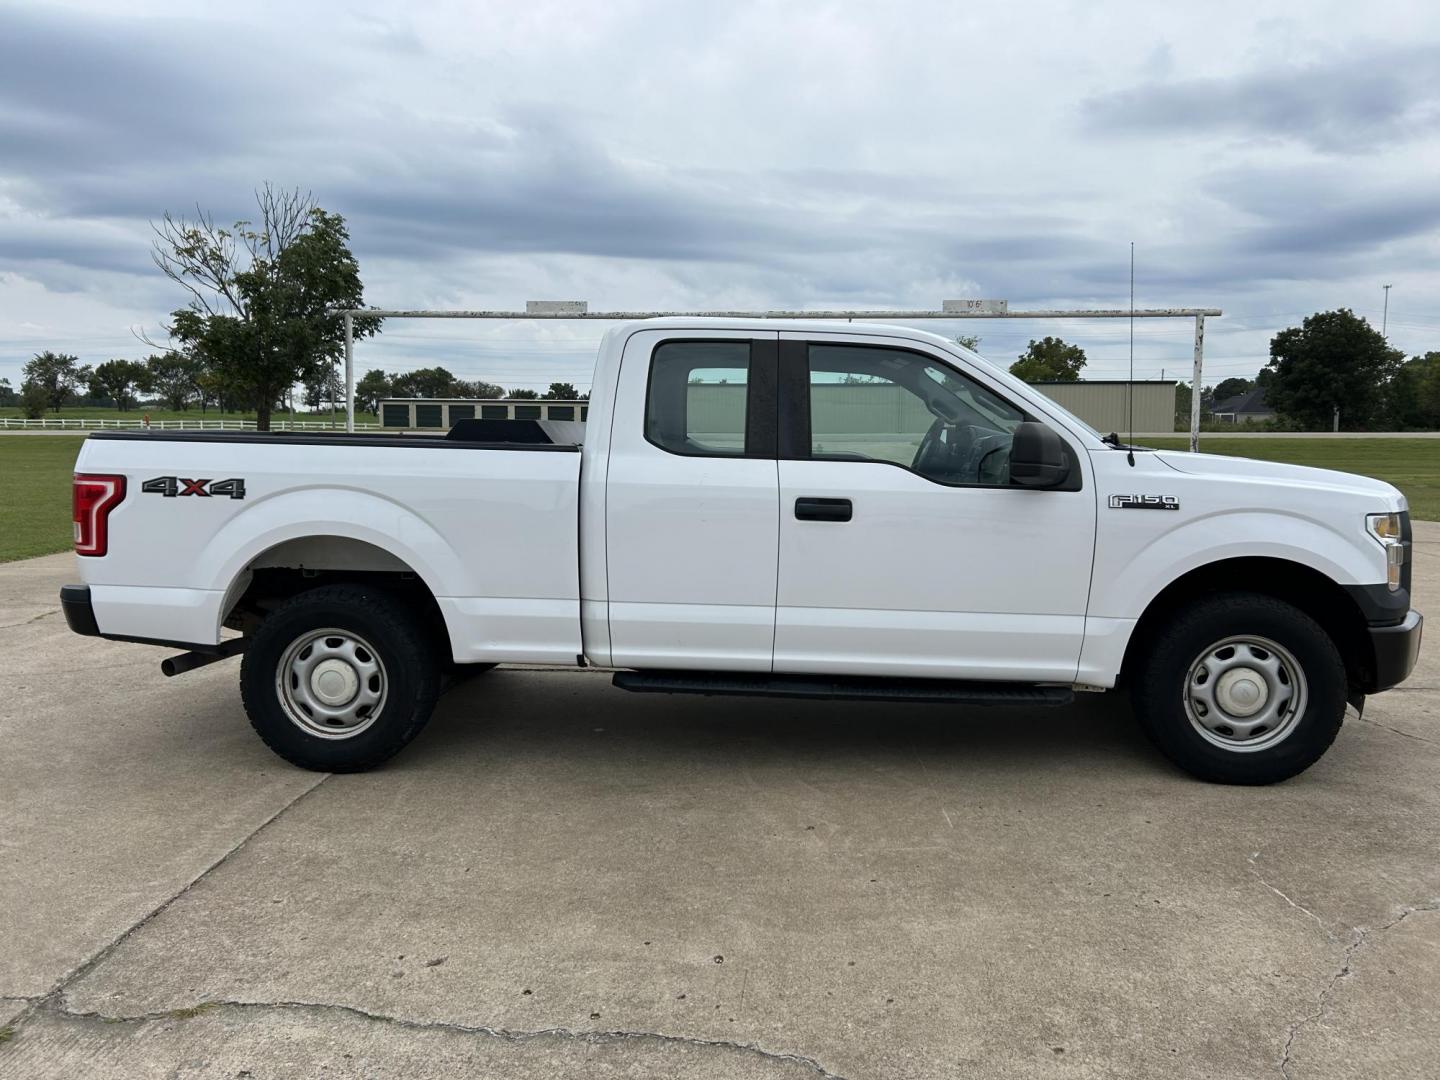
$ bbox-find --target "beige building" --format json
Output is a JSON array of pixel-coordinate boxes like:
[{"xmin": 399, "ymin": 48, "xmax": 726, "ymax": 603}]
[{"xmin": 1029, "ymin": 380, "xmax": 1176, "ymax": 434}]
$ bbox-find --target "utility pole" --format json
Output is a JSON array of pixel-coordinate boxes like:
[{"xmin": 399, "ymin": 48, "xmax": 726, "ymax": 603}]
[{"xmin": 1382, "ymin": 284, "xmax": 1392, "ymax": 338}]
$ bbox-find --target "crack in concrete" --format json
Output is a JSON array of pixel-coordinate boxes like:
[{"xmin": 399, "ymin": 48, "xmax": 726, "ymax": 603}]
[
  {"xmin": 38, "ymin": 996, "xmax": 848, "ymax": 1079},
  {"xmin": 1359, "ymin": 715, "xmax": 1438, "ymax": 746},
  {"xmin": 0, "ymin": 608, "xmax": 59, "ymax": 631},
  {"xmin": 1248, "ymin": 851, "xmax": 1334, "ymax": 942},
  {"xmin": 1278, "ymin": 901, "xmax": 1440, "ymax": 1079},
  {"xmin": 3, "ymin": 773, "xmax": 331, "ymax": 1037}
]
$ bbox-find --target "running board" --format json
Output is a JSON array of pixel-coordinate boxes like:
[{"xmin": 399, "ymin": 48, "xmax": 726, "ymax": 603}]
[{"xmin": 611, "ymin": 670, "xmax": 1074, "ymax": 707}]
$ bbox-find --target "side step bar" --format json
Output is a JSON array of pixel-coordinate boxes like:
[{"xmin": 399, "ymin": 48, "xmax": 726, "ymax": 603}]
[{"xmin": 612, "ymin": 669, "xmax": 1074, "ymax": 707}]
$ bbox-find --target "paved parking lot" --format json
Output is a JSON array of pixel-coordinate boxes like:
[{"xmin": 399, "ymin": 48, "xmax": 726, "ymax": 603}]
[{"xmin": 2, "ymin": 536, "xmax": 1438, "ymax": 1079}]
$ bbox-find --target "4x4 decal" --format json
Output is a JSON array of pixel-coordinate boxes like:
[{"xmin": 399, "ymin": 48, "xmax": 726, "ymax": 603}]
[{"xmin": 142, "ymin": 476, "xmax": 247, "ymax": 500}]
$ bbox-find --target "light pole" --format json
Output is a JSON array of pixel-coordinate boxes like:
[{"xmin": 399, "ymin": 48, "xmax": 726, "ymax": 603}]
[{"xmin": 1382, "ymin": 284, "xmax": 1392, "ymax": 339}]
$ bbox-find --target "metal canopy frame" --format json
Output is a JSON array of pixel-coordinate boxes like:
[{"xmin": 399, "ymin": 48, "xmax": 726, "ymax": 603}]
[{"xmin": 336, "ymin": 306, "xmax": 1221, "ymax": 450}]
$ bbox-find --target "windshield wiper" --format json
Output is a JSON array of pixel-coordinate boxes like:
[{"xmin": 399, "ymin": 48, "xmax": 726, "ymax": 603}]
[
  {"xmin": 1102, "ymin": 430, "xmax": 1147, "ymax": 467},
  {"xmin": 1102, "ymin": 431, "xmax": 1153, "ymax": 451}
]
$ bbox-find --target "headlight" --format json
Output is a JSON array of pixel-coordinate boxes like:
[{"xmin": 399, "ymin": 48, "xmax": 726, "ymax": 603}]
[
  {"xmin": 1366, "ymin": 512, "xmax": 1405, "ymax": 591},
  {"xmin": 1368, "ymin": 512, "xmax": 1403, "ymax": 542}
]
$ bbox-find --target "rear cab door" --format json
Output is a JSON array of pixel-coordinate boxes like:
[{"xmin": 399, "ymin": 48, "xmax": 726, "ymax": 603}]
[{"xmin": 603, "ymin": 328, "xmax": 780, "ymax": 670}]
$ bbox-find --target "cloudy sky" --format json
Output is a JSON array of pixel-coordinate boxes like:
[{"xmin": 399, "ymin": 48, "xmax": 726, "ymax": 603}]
[{"xmin": 2, "ymin": 0, "xmax": 1438, "ymax": 396}]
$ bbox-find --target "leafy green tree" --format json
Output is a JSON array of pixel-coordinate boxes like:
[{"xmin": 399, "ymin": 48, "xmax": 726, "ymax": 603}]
[
  {"xmin": 1172, "ymin": 381, "xmax": 1216, "ymax": 429},
  {"xmin": 1009, "ymin": 337, "xmax": 1087, "ymax": 383},
  {"xmin": 390, "ymin": 366, "xmax": 457, "ymax": 399},
  {"xmin": 355, "ymin": 369, "xmax": 393, "ymax": 414},
  {"xmin": 303, "ymin": 361, "xmax": 342, "ymax": 411},
  {"xmin": 1415, "ymin": 353, "xmax": 1440, "ymax": 427},
  {"xmin": 193, "ymin": 366, "xmax": 234, "ymax": 413},
  {"xmin": 1384, "ymin": 352, "xmax": 1440, "ymax": 430},
  {"xmin": 1263, "ymin": 309, "xmax": 1402, "ymax": 430},
  {"xmin": 154, "ymin": 186, "xmax": 380, "ymax": 431},
  {"xmin": 143, "ymin": 352, "xmax": 203, "ymax": 411},
  {"xmin": 543, "ymin": 381, "xmax": 579, "ymax": 400},
  {"xmin": 89, "ymin": 359, "xmax": 147, "ymax": 411},
  {"xmin": 22, "ymin": 351, "xmax": 91, "ymax": 413},
  {"xmin": 955, "ymin": 334, "xmax": 982, "ymax": 351},
  {"xmin": 1211, "ymin": 377, "xmax": 1255, "ymax": 404},
  {"xmin": 507, "ymin": 388, "xmax": 539, "ymax": 400},
  {"xmin": 20, "ymin": 379, "xmax": 48, "ymax": 418},
  {"xmin": 0, "ymin": 377, "xmax": 14, "ymax": 406},
  {"xmin": 452, "ymin": 379, "xmax": 505, "ymax": 398}
]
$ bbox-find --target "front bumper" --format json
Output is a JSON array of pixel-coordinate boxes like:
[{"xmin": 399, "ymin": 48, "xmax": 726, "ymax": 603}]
[{"xmin": 1366, "ymin": 609, "xmax": 1423, "ymax": 693}]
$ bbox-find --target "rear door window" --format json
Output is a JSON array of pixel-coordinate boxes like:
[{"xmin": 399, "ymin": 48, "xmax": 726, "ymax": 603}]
[{"xmin": 646, "ymin": 341, "xmax": 752, "ymax": 456}]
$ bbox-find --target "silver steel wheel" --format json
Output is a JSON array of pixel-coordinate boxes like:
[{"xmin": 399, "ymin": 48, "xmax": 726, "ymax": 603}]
[
  {"xmin": 1184, "ymin": 635, "xmax": 1308, "ymax": 753},
  {"xmin": 275, "ymin": 627, "xmax": 388, "ymax": 740}
]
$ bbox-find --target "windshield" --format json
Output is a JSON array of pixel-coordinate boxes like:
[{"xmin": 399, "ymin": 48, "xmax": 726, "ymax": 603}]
[
  {"xmin": 952, "ymin": 343, "xmax": 1106, "ymax": 441},
  {"xmin": 1036, "ymin": 394, "xmax": 1100, "ymax": 440},
  {"xmin": 1033, "ymin": 393, "xmax": 1105, "ymax": 441}
]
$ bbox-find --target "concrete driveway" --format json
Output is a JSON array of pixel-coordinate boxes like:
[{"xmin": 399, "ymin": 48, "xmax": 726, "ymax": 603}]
[{"xmin": 2, "ymin": 536, "xmax": 1438, "ymax": 1079}]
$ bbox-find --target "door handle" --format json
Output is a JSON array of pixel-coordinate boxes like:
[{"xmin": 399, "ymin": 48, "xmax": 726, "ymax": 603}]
[{"xmin": 795, "ymin": 497, "xmax": 853, "ymax": 522}]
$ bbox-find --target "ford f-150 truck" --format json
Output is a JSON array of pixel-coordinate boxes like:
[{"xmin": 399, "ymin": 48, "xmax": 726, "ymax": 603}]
[{"xmin": 60, "ymin": 319, "xmax": 1422, "ymax": 783}]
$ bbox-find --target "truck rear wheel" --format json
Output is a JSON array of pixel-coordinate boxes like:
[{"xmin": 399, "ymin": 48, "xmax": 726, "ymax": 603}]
[
  {"xmin": 1131, "ymin": 592, "xmax": 1347, "ymax": 784},
  {"xmin": 240, "ymin": 584, "xmax": 441, "ymax": 772}
]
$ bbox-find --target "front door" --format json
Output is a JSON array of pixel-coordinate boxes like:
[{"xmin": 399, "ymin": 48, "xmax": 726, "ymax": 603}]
[
  {"xmin": 774, "ymin": 332, "xmax": 1096, "ymax": 682},
  {"xmin": 604, "ymin": 329, "xmax": 780, "ymax": 670}
]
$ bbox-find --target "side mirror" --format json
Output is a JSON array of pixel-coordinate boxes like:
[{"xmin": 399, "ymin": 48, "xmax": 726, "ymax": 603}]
[{"xmin": 1009, "ymin": 422, "xmax": 1070, "ymax": 488}]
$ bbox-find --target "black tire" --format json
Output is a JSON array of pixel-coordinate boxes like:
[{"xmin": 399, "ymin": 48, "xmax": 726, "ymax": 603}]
[
  {"xmin": 240, "ymin": 584, "xmax": 441, "ymax": 772},
  {"xmin": 1131, "ymin": 592, "xmax": 1347, "ymax": 785}
]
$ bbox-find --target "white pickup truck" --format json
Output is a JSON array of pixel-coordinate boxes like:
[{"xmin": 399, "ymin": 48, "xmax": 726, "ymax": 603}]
[{"xmin": 62, "ymin": 319, "xmax": 1421, "ymax": 783}]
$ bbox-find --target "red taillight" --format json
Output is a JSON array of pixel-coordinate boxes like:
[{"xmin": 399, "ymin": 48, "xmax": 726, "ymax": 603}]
[{"xmin": 73, "ymin": 474, "xmax": 126, "ymax": 557}]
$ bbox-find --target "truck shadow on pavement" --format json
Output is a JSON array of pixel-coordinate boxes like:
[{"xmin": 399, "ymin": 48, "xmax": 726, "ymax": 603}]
[{"xmin": 409, "ymin": 667, "xmax": 1171, "ymax": 779}]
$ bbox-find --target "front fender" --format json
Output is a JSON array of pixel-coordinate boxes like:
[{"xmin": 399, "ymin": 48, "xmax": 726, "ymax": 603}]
[{"xmin": 1090, "ymin": 508, "xmax": 1383, "ymax": 622}]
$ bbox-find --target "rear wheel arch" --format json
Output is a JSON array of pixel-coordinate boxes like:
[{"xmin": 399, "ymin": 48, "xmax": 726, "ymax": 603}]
[
  {"xmin": 1120, "ymin": 557, "xmax": 1373, "ymax": 692},
  {"xmin": 221, "ymin": 535, "xmax": 454, "ymax": 662}
]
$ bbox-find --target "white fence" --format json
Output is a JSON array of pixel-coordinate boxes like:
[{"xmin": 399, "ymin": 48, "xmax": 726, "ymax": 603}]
[{"xmin": 0, "ymin": 417, "xmax": 383, "ymax": 432}]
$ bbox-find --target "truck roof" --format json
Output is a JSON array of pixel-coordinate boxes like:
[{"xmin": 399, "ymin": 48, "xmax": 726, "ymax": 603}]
[{"xmin": 614, "ymin": 316, "xmax": 968, "ymax": 349}]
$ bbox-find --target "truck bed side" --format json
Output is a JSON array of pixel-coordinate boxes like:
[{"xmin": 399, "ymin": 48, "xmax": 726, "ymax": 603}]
[{"xmin": 74, "ymin": 431, "xmax": 583, "ymax": 664}]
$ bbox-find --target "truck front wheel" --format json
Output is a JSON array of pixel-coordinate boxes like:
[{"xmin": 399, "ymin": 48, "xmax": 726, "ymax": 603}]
[
  {"xmin": 1131, "ymin": 592, "xmax": 1348, "ymax": 784},
  {"xmin": 240, "ymin": 584, "xmax": 441, "ymax": 772}
]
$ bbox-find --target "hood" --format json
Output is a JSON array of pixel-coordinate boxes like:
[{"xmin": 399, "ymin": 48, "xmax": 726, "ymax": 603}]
[{"xmin": 1154, "ymin": 450, "xmax": 1403, "ymax": 504}]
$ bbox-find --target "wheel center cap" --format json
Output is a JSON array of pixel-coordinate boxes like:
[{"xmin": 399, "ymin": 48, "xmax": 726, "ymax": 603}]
[
  {"xmin": 1217, "ymin": 667, "xmax": 1268, "ymax": 717},
  {"xmin": 311, "ymin": 658, "xmax": 359, "ymax": 706}
]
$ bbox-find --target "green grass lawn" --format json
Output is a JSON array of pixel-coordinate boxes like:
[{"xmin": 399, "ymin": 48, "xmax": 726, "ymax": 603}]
[
  {"xmin": 2, "ymin": 433, "xmax": 1436, "ymax": 564},
  {"xmin": 0, "ymin": 436, "xmax": 85, "ymax": 562},
  {"xmin": 1145, "ymin": 437, "xmax": 1440, "ymax": 521}
]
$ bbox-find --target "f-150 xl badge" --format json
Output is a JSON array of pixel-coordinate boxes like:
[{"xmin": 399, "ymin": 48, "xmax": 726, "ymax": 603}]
[
  {"xmin": 142, "ymin": 477, "xmax": 246, "ymax": 499},
  {"xmin": 1109, "ymin": 494, "xmax": 1178, "ymax": 510}
]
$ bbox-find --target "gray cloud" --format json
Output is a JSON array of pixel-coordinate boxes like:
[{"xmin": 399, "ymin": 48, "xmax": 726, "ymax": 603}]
[
  {"xmin": 0, "ymin": 8, "xmax": 333, "ymax": 187},
  {"xmin": 1083, "ymin": 45, "xmax": 1440, "ymax": 153},
  {"xmin": 2, "ymin": 1, "xmax": 1439, "ymax": 388}
]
